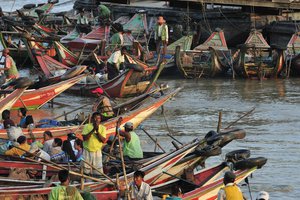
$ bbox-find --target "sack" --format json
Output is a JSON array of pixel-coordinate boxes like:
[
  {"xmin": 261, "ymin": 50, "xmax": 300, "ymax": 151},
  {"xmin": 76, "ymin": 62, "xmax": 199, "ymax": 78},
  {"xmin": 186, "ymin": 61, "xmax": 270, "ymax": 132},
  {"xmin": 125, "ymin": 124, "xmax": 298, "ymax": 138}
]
[{"xmin": 7, "ymin": 126, "xmax": 23, "ymax": 142}]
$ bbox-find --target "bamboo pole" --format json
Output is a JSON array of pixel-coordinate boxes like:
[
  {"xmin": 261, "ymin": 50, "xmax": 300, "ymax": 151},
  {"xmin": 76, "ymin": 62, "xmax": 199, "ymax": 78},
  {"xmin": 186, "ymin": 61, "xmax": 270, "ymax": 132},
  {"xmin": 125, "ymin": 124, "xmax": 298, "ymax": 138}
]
[
  {"xmin": 53, "ymin": 103, "xmax": 90, "ymax": 120},
  {"xmin": 141, "ymin": 128, "xmax": 166, "ymax": 153},
  {"xmin": 225, "ymin": 107, "xmax": 255, "ymax": 129}
]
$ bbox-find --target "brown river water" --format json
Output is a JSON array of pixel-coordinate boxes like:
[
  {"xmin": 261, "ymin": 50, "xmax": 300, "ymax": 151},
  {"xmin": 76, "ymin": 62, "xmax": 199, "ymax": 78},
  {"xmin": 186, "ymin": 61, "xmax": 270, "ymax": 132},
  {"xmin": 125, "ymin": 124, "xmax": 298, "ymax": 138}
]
[{"xmin": 1, "ymin": 1, "xmax": 300, "ymax": 199}]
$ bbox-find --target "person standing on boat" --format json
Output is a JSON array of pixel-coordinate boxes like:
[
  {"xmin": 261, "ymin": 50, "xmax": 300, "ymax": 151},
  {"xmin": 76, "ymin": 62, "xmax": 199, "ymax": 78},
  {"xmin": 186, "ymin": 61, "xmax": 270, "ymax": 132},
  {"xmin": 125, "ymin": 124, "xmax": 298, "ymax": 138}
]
[
  {"xmin": 0, "ymin": 48, "xmax": 20, "ymax": 79},
  {"xmin": 119, "ymin": 122, "xmax": 143, "ymax": 160},
  {"xmin": 49, "ymin": 169, "xmax": 83, "ymax": 200},
  {"xmin": 81, "ymin": 112, "xmax": 106, "ymax": 174},
  {"xmin": 91, "ymin": 87, "xmax": 114, "ymax": 119},
  {"xmin": 110, "ymin": 23, "xmax": 124, "ymax": 51},
  {"xmin": 107, "ymin": 46, "xmax": 127, "ymax": 80},
  {"xmin": 98, "ymin": 3, "xmax": 111, "ymax": 25},
  {"xmin": 129, "ymin": 170, "xmax": 153, "ymax": 200},
  {"xmin": 217, "ymin": 171, "xmax": 246, "ymax": 200},
  {"xmin": 154, "ymin": 16, "xmax": 169, "ymax": 59}
]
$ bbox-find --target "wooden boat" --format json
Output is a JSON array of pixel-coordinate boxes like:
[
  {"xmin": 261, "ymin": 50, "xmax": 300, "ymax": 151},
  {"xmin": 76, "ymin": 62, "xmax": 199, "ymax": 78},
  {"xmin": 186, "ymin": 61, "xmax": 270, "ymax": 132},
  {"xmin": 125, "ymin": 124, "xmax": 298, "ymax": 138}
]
[
  {"xmin": 69, "ymin": 54, "xmax": 165, "ymax": 97},
  {"xmin": 233, "ymin": 29, "xmax": 285, "ymax": 79},
  {"xmin": 0, "ymin": 138, "xmax": 202, "ymax": 199},
  {"xmin": 175, "ymin": 29, "xmax": 231, "ymax": 78},
  {"xmin": 0, "ymin": 88, "xmax": 27, "ymax": 115},
  {"xmin": 101, "ymin": 54, "xmax": 165, "ymax": 98},
  {"xmin": 0, "ymin": 87, "xmax": 181, "ymax": 141},
  {"xmin": 6, "ymin": 74, "xmax": 86, "ymax": 110},
  {"xmin": 146, "ymin": 35, "xmax": 193, "ymax": 74},
  {"xmin": 153, "ymin": 152, "xmax": 267, "ymax": 200},
  {"xmin": 285, "ymin": 32, "xmax": 300, "ymax": 76}
]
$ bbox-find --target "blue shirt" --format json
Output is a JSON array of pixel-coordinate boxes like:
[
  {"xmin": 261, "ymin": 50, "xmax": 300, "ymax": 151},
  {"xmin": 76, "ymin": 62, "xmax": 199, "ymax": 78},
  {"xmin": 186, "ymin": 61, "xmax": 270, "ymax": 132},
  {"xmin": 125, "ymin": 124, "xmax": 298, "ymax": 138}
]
[{"xmin": 19, "ymin": 117, "xmax": 26, "ymax": 128}]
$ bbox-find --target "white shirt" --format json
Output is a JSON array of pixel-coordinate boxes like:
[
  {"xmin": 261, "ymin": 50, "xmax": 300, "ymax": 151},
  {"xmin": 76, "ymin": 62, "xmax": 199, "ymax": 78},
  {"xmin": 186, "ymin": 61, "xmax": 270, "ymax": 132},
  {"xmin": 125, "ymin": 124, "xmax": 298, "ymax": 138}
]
[
  {"xmin": 107, "ymin": 50, "xmax": 125, "ymax": 69},
  {"xmin": 119, "ymin": 33, "xmax": 124, "ymax": 45},
  {"xmin": 158, "ymin": 25, "xmax": 163, "ymax": 37},
  {"xmin": 130, "ymin": 181, "xmax": 153, "ymax": 200},
  {"xmin": 43, "ymin": 139, "xmax": 54, "ymax": 155}
]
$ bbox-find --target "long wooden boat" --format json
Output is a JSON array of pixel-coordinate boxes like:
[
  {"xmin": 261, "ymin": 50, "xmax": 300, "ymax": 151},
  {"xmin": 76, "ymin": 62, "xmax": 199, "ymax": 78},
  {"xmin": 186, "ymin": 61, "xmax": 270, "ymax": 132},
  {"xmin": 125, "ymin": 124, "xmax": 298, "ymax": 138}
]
[
  {"xmin": 0, "ymin": 138, "xmax": 202, "ymax": 199},
  {"xmin": 0, "ymin": 88, "xmax": 27, "ymax": 115},
  {"xmin": 286, "ymin": 32, "xmax": 300, "ymax": 76},
  {"xmin": 233, "ymin": 29, "xmax": 285, "ymax": 79},
  {"xmin": 101, "ymin": 54, "xmax": 165, "ymax": 98},
  {"xmin": 175, "ymin": 29, "xmax": 231, "ymax": 78},
  {"xmin": 0, "ymin": 87, "xmax": 181, "ymax": 141}
]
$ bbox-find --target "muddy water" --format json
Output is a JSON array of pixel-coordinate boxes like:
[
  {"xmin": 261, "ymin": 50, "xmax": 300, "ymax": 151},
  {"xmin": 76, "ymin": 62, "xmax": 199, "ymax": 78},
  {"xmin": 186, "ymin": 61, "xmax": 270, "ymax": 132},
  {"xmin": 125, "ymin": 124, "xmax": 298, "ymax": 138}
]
[{"xmin": 15, "ymin": 77, "xmax": 298, "ymax": 200}]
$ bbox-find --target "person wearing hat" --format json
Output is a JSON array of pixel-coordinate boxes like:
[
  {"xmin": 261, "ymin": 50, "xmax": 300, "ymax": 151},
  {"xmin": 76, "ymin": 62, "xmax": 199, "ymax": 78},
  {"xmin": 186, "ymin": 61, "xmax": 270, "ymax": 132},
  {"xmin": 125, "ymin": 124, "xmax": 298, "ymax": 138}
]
[
  {"xmin": 81, "ymin": 112, "xmax": 106, "ymax": 174},
  {"xmin": 154, "ymin": 16, "xmax": 169, "ymax": 58},
  {"xmin": 107, "ymin": 46, "xmax": 127, "ymax": 80},
  {"xmin": 119, "ymin": 121, "xmax": 143, "ymax": 159},
  {"xmin": 49, "ymin": 169, "xmax": 83, "ymax": 200},
  {"xmin": 91, "ymin": 87, "xmax": 114, "ymax": 119},
  {"xmin": 0, "ymin": 48, "xmax": 20, "ymax": 79},
  {"xmin": 5, "ymin": 135, "xmax": 30, "ymax": 157},
  {"xmin": 256, "ymin": 191, "xmax": 269, "ymax": 200},
  {"xmin": 110, "ymin": 23, "xmax": 124, "ymax": 50},
  {"xmin": 217, "ymin": 171, "xmax": 246, "ymax": 200}
]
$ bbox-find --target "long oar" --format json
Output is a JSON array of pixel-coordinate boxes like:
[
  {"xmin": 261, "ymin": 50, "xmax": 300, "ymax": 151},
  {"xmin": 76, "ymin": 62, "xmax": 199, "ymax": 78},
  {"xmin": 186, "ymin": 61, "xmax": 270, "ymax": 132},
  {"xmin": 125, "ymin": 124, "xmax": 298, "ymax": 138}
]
[
  {"xmin": 225, "ymin": 107, "xmax": 255, "ymax": 129},
  {"xmin": 140, "ymin": 128, "xmax": 166, "ymax": 153}
]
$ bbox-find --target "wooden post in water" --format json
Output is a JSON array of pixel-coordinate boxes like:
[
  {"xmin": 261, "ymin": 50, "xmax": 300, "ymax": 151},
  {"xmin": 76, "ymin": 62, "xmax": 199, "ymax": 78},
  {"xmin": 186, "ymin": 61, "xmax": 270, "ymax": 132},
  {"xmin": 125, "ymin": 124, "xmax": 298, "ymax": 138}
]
[{"xmin": 217, "ymin": 111, "xmax": 222, "ymax": 132}]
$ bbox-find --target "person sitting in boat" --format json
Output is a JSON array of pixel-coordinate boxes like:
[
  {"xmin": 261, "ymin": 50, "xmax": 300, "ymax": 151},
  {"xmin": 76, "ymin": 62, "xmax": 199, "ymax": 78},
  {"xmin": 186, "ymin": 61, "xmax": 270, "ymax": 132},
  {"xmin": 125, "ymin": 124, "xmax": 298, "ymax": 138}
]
[
  {"xmin": 91, "ymin": 87, "xmax": 114, "ymax": 119},
  {"xmin": 119, "ymin": 122, "xmax": 143, "ymax": 160},
  {"xmin": 2, "ymin": 109, "xmax": 15, "ymax": 129},
  {"xmin": 129, "ymin": 170, "xmax": 153, "ymax": 200},
  {"xmin": 217, "ymin": 171, "xmax": 246, "ymax": 200},
  {"xmin": 74, "ymin": 138, "xmax": 83, "ymax": 162},
  {"xmin": 28, "ymin": 143, "xmax": 50, "ymax": 161},
  {"xmin": 43, "ymin": 131, "xmax": 54, "ymax": 155},
  {"xmin": 165, "ymin": 186, "xmax": 183, "ymax": 200},
  {"xmin": 107, "ymin": 46, "xmax": 127, "ymax": 80},
  {"xmin": 49, "ymin": 169, "xmax": 83, "ymax": 200},
  {"xmin": 256, "ymin": 191, "xmax": 269, "ymax": 200},
  {"xmin": 98, "ymin": 3, "xmax": 111, "ymax": 25},
  {"xmin": 50, "ymin": 138, "xmax": 63, "ymax": 156},
  {"xmin": 67, "ymin": 132, "xmax": 78, "ymax": 155},
  {"xmin": 62, "ymin": 140, "xmax": 76, "ymax": 162},
  {"xmin": 0, "ymin": 48, "xmax": 20, "ymax": 79},
  {"xmin": 76, "ymin": 9, "xmax": 90, "ymax": 34},
  {"xmin": 4, "ymin": 135, "xmax": 30, "ymax": 157},
  {"xmin": 110, "ymin": 23, "xmax": 124, "ymax": 51}
]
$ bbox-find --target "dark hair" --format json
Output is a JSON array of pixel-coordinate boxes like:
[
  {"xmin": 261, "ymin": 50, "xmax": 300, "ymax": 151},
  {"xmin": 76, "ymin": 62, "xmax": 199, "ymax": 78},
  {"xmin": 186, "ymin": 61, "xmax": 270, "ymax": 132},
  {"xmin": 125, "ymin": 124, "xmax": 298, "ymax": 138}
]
[
  {"xmin": 134, "ymin": 170, "xmax": 145, "ymax": 178},
  {"xmin": 54, "ymin": 138, "xmax": 62, "ymax": 147},
  {"xmin": 75, "ymin": 138, "xmax": 83, "ymax": 149},
  {"xmin": 4, "ymin": 119, "xmax": 15, "ymax": 129},
  {"xmin": 25, "ymin": 115, "xmax": 34, "ymax": 126},
  {"xmin": 92, "ymin": 112, "xmax": 101, "ymax": 121},
  {"xmin": 67, "ymin": 133, "xmax": 76, "ymax": 140},
  {"xmin": 44, "ymin": 131, "xmax": 53, "ymax": 138},
  {"xmin": 2, "ymin": 109, "xmax": 10, "ymax": 120},
  {"xmin": 17, "ymin": 135, "xmax": 26, "ymax": 144},
  {"xmin": 224, "ymin": 171, "xmax": 236, "ymax": 183},
  {"xmin": 19, "ymin": 108, "xmax": 27, "ymax": 117},
  {"xmin": 121, "ymin": 46, "xmax": 127, "ymax": 52},
  {"xmin": 58, "ymin": 169, "xmax": 69, "ymax": 183},
  {"xmin": 62, "ymin": 140, "xmax": 76, "ymax": 162},
  {"xmin": 125, "ymin": 127, "xmax": 133, "ymax": 132},
  {"xmin": 171, "ymin": 185, "xmax": 182, "ymax": 196}
]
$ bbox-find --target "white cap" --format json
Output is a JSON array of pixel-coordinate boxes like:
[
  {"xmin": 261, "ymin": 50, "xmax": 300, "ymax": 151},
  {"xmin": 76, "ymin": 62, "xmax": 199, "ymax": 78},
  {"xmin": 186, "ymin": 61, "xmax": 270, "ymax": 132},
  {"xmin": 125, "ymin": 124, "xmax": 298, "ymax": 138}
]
[{"xmin": 256, "ymin": 191, "xmax": 269, "ymax": 200}]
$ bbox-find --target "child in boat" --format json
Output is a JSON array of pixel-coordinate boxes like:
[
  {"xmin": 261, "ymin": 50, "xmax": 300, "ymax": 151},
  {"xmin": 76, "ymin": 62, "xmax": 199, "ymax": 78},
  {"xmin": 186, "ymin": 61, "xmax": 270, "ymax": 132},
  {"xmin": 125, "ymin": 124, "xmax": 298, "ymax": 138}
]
[
  {"xmin": 2, "ymin": 109, "xmax": 15, "ymax": 129},
  {"xmin": 74, "ymin": 138, "xmax": 83, "ymax": 162},
  {"xmin": 43, "ymin": 131, "xmax": 54, "ymax": 155}
]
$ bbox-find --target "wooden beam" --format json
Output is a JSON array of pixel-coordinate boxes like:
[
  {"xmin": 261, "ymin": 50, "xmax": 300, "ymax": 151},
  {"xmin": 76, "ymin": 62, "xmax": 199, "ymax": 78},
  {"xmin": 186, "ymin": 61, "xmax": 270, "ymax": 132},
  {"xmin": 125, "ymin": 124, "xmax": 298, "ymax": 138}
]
[{"xmin": 170, "ymin": 0, "xmax": 300, "ymax": 10}]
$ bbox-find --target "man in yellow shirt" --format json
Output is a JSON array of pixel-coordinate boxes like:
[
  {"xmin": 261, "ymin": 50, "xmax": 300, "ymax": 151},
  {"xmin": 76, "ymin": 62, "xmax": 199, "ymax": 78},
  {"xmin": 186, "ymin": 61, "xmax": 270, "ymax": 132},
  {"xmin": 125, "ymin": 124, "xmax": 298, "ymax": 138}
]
[
  {"xmin": 5, "ymin": 135, "xmax": 30, "ymax": 157},
  {"xmin": 82, "ymin": 112, "xmax": 106, "ymax": 174},
  {"xmin": 49, "ymin": 169, "xmax": 83, "ymax": 200}
]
